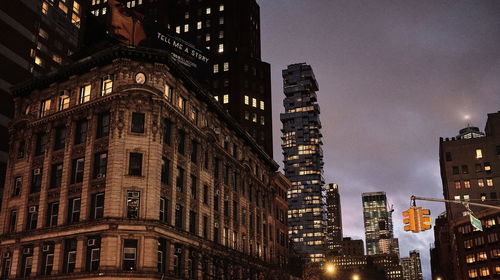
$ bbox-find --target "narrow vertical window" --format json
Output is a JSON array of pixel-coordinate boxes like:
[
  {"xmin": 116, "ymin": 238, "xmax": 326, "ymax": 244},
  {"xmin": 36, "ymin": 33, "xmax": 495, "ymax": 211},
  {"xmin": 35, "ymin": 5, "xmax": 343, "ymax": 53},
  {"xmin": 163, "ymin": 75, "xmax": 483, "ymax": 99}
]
[
  {"xmin": 175, "ymin": 204, "xmax": 184, "ymax": 229},
  {"xmin": 31, "ymin": 168, "xmax": 43, "ymax": 193},
  {"xmin": 35, "ymin": 133, "xmax": 47, "ymax": 156},
  {"xmin": 101, "ymin": 75, "xmax": 113, "ymax": 95},
  {"xmin": 86, "ymin": 237, "xmax": 101, "ymax": 272},
  {"xmin": 176, "ymin": 167, "xmax": 184, "ymax": 192},
  {"xmin": 159, "ymin": 197, "xmax": 167, "ymax": 223},
  {"xmin": 74, "ymin": 119, "xmax": 88, "ymax": 144},
  {"xmin": 54, "ymin": 126, "xmax": 67, "ymax": 150},
  {"xmin": 63, "ymin": 239, "xmax": 77, "ymax": 273},
  {"xmin": 191, "ymin": 140, "xmax": 198, "ymax": 163},
  {"xmin": 131, "ymin": 112, "xmax": 145, "ymax": 133},
  {"xmin": 68, "ymin": 198, "xmax": 81, "ymax": 224},
  {"xmin": 164, "ymin": 84, "xmax": 172, "ymax": 102},
  {"xmin": 9, "ymin": 209, "xmax": 17, "ymax": 232},
  {"xmin": 161, "ymin": 157, "xmax": 170, "ymax": 185},
  {"xmin": 13, "ymin": 176, "xmax": 22, "ymax": 196},
  {"xmin": 40, "ymin": 99, "xmax": 51, "ymax": 117},
  {"xmin": 190, "ymin": 175, "xmax": 197, "ymax": 199},
  {"xmin": 93, "ymin": 152, "xmax": 107, "ymax": 179},
  {"xmin": 189, "ymin": 210, "xmax": 197, "ymax": 234},
  {"xmin": 41, "ymin": 243, "xmax": 54, "ymax": 275},
  {"xmin": 58, "ymin": 94, "xmax": 70, "ymax": 111},
  {"xmin": 127, "ymin": 191, "xmax": 140, "ymax": 219},
  {"xmin": 71, "ymin": 158, "xmax": 85, "ymax": 184},
  {"xmin": 96, "ymin": 111, "xmax": 110, "ymax": 138},
  {"xmin": 129, "ymin": 153, "xmax": 143, "ymax": 176},
  {"xmin": 476, "ymin": 149, "xmax": 483, "ymax": 159},
  {"xmin": 46, "ymin": 202, "xmax": 59, "ymax": 227},
  {"xmin": 79, "ymin": 84, "xmax": 91, "ymax": 104},
  {"xmin": 90, "ymin": 193, "xmax": 105, "ymax": 219},
  {"xmin": 163, "ymin": 118, "xmax": 172, "ymax": 145},
  {"xmin": 26, "ymin": 205, "xmax": 38, "ymax": 230},
  {"xmin": 177, "ymin": 129, "xmax": 186, "ymax": 154}
]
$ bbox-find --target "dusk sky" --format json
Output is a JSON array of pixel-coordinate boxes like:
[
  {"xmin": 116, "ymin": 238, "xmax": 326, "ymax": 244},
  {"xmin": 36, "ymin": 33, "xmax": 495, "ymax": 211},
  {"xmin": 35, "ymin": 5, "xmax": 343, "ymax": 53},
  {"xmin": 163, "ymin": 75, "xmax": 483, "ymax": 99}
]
[{"xmin": 258, "ymin": 1, "xmax": 500, "ymax": 278}]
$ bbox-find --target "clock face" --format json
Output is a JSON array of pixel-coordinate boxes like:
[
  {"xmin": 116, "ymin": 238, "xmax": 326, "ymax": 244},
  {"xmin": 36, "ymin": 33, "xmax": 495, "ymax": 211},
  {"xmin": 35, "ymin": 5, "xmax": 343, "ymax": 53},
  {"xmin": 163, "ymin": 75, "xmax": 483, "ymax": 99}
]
[{"xmin": 135, "ymin": 72, "xmax": 146, "ymax": 84}]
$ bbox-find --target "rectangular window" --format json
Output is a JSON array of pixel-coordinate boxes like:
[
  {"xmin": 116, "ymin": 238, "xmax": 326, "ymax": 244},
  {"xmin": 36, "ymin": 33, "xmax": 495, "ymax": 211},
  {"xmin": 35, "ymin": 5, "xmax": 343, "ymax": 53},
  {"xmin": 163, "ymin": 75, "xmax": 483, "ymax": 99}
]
[
  {"xmin": 260, "ymin": 101, "xmax": 265, "ymax": 110},
  {"xmin": 127, "ymin": 191, "xmax": 140, "ymax": 219},
  {"xmin": 478, "ymin": 179, "xmax": 485, "ymax": 187},
  {"xmin": 245, "ymin": 95, "xmax": 249, "ymax": 105},
  {"xmin": 175, "ymin": 204, "xmax": 183, "ymax": 229},
  {"xmin": 40, "ymin": 99, "xmax": 51, "ymax": 117},
  {"xmin": 206, "ymin": 33, "xmax": 211, "ymax": 42},
  {"xmin": 176, "ymin": 167, "xmax": 184, "ymax": 192},
  {"xmin": 214, "ymin": 191, "xmax": 220, "ymax": 211},
  {"xmin": 17, "ymin": 140, "xmax": 25, "ymax": 158},
  {"xmin": 101, "ymin": 75, "xmax": 113, "ymax": 95},
  {"xmin": 464, "ymin": 180, "xmax": 471, "ymax": 189},
  {"xmin": 189, "ymin": 210, "xmax": 197, "ymax": 234},
  {"xmin": 191, "ymin": 140, "xmax": 198, "ymax": 163},
  {"xmin": 203, "ymin": 185, "xmax": 209, "ymax": 205},
  {"xmin": 75, "ymin": 119, "xmax": 88, "ymax": 144},
  {"xmin": 197, "ymin": 21, "xmax": 202, "ymax": 29},
  {"xmin": 79, "ymin": 85, "xmax": 91, "ymax": 104},
  {"xmin": 213, "ymin": 64, "xmax": 219, "ymax": 73},
  {"xmin": 218, "ymin": 44, "xmax": 224, "ymax": 53},
  {"xmin": 190, "ymin": 175, "xmax": 197, "ymax": 199},
  {"xmin": 159, "ymin": 197, "xmax": 167, "ymax": 223},
  {"xmin": 190, "ymin": 107, "xmax": 199, "ymax": 124},
  {"xmin": 452, "ymin": 166, "xmax": 459, "ymax": 175},
  {"xmin": 223, "ymin": 94, "xmax": 229, "ymax": 104},
  {"xmin": 31, "ymin": 168, "xmax": 42, "ymax": 193},
  {"xmin": 54, "ymin": 126, "xmax": 67, "ymax": 150},
  {"xmin": 96, "ymin": 111, "xmax": 110, "ymax": 138},
  {"xmin": 93, "ymin": 152, "xmax": 107, "ymax": 179},
  {"xmin": 476, "ymin": 149, "xmax": 483, "ymax": 159},
  {"xmin": 46, "ymin": 202, "xmax": 59, "ymax": 227},
  {"xmin": 462, "ymin": 165, "xmax": 469, "ymax": 174},
  {"xmin": 9, "ymin": 209, "xmax": 17, "ymax": 232},
  {"xmin": 131, "ymin": 112, "xmax": 145, "ymax": 133},
  {"xmin": 13, "ymin": 176, "xmax": 22, "ymax": 196},
  {"xmin": 157, "ymin": 239, "xmax": 167, "ymax": 273},
  {"xmin": 71, "ymin": 158, "xmax": 85, "ymax": 184},
  {"xmin": 178, "ymin": 129, "xmax": 186, "ymax": 154},
  {"xmin": 178, "ymin": 96, "xmax": 186, "ymax": 113},
  {"xmin": 223, "ymin": 62, "xmax": 229, "ymax": 71},
  {"xmin": 184, "ymin": 23, "xmax": 189, "ymax": 32},
  {"xmin": 123, "ymin": 239, "xmax": 137, "ymax": 271},
  {"xmin": 86, "ymin": 237, "xmax": 100, "ymax": 272},
  {"xmin": 484, "ymin": 162, "xmax": 492, "ymax": 171},
  {"xmin": 203, "ymin": 216, "xmax": 208, "ymax": 238},
  {"xmin": 90, "ymin": 193, "xmax": 105, "ymax": 219},
  {"xmin": 35, "ymin": 133, "xmax": 47, "ymax": 156},
  {"xmin": 163, "ymin": 118, "xmax": 172, "ymax": 145},
  {"xmin": 26, "ymin": 205, "xmax": 38, "ymax": 230},
  {"xmin": 68, "ymin": 198, "xmax": 81, "ymax": 224},
  {"xmin": 252, "ymin": 98, "xmax": 257, "ymax": 107},
  {"xmin": 129, "ymin": 153, "xmax": 143, "ymax": 176},
  {"xmin": 487, "ymin": 178, "xmax": 494, "ymax": 187},
  {"xmin": 161, "ymin": 157, "xmax": 170, "ymax": 185},
  {"xmin": 164, "ymin": 84, "xmax": 172, "ymax": 102},
  {"xmin": 21, "ymin": 248, "xmax": 33, "ymax": 277}
]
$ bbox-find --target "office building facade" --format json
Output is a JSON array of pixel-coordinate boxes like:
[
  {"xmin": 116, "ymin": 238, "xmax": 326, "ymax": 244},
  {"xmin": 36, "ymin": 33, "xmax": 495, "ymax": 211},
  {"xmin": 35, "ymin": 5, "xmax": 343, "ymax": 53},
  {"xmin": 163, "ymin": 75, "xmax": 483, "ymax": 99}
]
[
  {"xmin": 0, "ymin": 45, "xmax": 290, "ymax": 279},
  {"xmin": 88, "ymin": 0, "xmax": 273, "ymax": 155},
  {"xmin": 325, "ymin": 183, "xmax": 342, "ymax": 253},
  {"xmin": 400, "ymin": 250, "xmax": 423, "ymax": 280},
  {"xmin": 281, "ymin": 63, "xmax": 326, "ymax": 262},
  {"xmin": 362, "ymin": 192, "xmax": 399, "ymax": 256}
]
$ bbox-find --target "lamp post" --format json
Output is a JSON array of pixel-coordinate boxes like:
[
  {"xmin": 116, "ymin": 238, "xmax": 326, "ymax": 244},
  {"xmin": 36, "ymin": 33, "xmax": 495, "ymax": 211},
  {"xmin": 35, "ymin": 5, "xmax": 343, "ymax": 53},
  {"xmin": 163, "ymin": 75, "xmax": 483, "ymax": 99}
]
[{"xmin": 324, "ymin": 263, "xmax": 335, "ymax": 279}]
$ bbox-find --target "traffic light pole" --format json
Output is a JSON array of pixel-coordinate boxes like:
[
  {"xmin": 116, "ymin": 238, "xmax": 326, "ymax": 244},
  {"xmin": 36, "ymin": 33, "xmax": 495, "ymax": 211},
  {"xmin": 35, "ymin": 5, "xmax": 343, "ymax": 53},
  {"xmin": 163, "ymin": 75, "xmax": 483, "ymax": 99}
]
[{"xmin": 411, "ymin": 196, "xmax": 500, "ymax": 210}]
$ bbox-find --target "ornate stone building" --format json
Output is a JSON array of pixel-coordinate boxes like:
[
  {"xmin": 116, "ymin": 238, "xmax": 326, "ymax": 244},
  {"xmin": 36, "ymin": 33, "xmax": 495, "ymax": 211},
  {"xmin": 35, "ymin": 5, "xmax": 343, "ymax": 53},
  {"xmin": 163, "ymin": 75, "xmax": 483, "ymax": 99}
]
[{"xmin": 0, "ymin": 45, "xmax": 290, "ymax": 279}]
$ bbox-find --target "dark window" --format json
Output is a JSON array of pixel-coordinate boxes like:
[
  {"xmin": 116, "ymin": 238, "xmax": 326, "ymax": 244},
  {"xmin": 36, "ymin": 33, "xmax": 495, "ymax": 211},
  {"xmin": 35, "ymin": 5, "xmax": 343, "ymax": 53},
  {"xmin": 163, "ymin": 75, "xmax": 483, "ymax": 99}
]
[
  {"xmin": 158, "ymin": 238, "xmax": 167, "ymax": 273},
  {"xmin": 203, "ymin": 216, "xmax": 208, "ymax": 238},
  {"xmin": 123, "ymin": 239, "xmax": 137, "ymax": 271},
  {"xmin": 161, "ymin": 157, "xmax": 170, "ymax": 185},
  {"xmin": 204, "ymin": 150, "xmax": 209, "ymax": 169},
  {"xmin": 96, "ymin": 111, "xmax": 110, "ymax": 138},
  {"xmin": 30, "ymin": 168, "xmax": 43, "ymax": 193},
  {"xmin": 214, "ymin": 190, "xmax": 219, "ymax": 211},
  {"xmin": 21, "ymin": 246, "xmax": 33, "ymax": 277},
  {"xmin": 173, "ymin": 245, "xmax": 183, "ymax": 277},
  {"xmin": 54, "ymin": 126, "xmax": 66, "ymax": 150},
  {"xmin": 13, "ymin": 176, "xmax": 22, "ymax": 197},
  {"xmin": 86, "ymin": 237, "xmax": 100, "ymax": 272},
  {"xmin": 496, "ymin": 145, "xmax": 500, "ymax": 155},
  {"xmin": 491, "ymin": 192, "xmax": 497, "ymax": 200},
  {"xmin": 189, "ymin": 210, "xmax": 197, "ymax": 234},
  {"xmin": 71, "ymin": 158, "xmax": 85, "ymax": 184},
  {"xmin": 445, "ymin": 152, "xmax": 452, "ymax": 161},
  {"xmin": 175, "ymin": 204, "xmax": 183, "ymax": 229},
  {"xmin": 191, "ymin": 140, "xmax": 198, "ymax": 163},
  {"xmin": 159, "ymin": 197, "xmax": 167, "ymax": 223},
  {"xmin": 214, "ymin": 223, "xmax": 219, "ymax": 243},
  {"xmin": 131, "ymin": 112, "xmax": 145, "ymax": 133},
  {"xmin": 50, "ymin": 163, "xmax": 63, "ymax": 189},
  {"xmin": 63, "ymin": 239, "xmax": 77, "ymax": 273},
  {"xmin": 224, "ymin": 165, "xmax": 230, "ymax": 185},
  {"xmin": 163, "ymin": 118, "xmax": 172, "ymax": 145},
  {"xmin": 41, "ymin": 243, "xmax": 54, "ymax": 275},
  {"xmin": 177, "ymin": 129, "xmax": 186, "ymax": 154},
  {"xmin": 26, "ymin": 205, "xmax": 38, "ymax": 230},
  {"xmin": 203, "ymin": 185, "xmax": 209, "ymax": 205},
  {"xmin": 233, "ymin": 201, "xmax": 238, "ymax": 225},
  {"xmin": 90, "ymin": 193, "xmax": 105, "ymax": 219},
  {"xmin": 452, "ymin": 166, "xmax": 459, "ymax": 175},
  {"xmin": 17, "ymin": 140, "xmax": 26, "ymax": 158},
  {"xmin": 46, "ymin": 202, "xmax": 59, "ymax": 227},
  {"xmin": 2, "ymin": 254, "xmax": 11, "ymax": 278},
  {"xmin": 190, "ymin": 175, "xmax": 197, "ymax": 199},
  {"xmin": 176, "ymin": 167, "xmax": 184, "ymax": 192},
  {"xmin": 476, "ymin": 163, "xmax": 482, "ymax": 172},
  {"xmin": 462, "ymin": 165, "xmax": 469, "ymax": 174},
  {"xmin": 93, "ymin": 152, "xmax": 108, "ymax": 179},
  {"xmin": 68, "ymin": 198, "xmax": 81, "ymax": 224},
  {"xmin": 214, "ymin": 158, "xmax": 220, "ymax": 179},
  {"xmin": 9, "ymin": 209, "xmax": 17, "ymax": 233},
  {"xmin": 127, "ymin": 191, "xmax": 140, "ymax": 219},
  {"xmin": 129, "ymin": 153, "xmax": 142, "ymax": 176},
  {"xmin": 74, "ymin": 119, "xmax": 88, "ymax": 144},
  {"xmin": 35, "ymin": 133, "xmax": 47, "ymax": 156},
  {"xmin": 224, "ymin": 196, "xmax": 229, "ymax": 217}
]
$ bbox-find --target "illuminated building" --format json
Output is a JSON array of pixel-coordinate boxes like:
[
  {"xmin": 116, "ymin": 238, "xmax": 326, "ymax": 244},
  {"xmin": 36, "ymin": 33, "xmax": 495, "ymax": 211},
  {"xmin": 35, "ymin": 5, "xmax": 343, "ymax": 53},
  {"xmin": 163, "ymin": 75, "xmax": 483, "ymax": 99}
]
[
  {"xmin": 400, "ymin": 250, "xmax": 423, "ymax": 280},
  {"xmin": 0, "ymin": 45, "xmax": 291, "ymax": 279},
  {"xmin": 88, "ymin": 0, "xmax": 274, "ymax": 155},
  {"xmin": 326, "ymin": 183, "xmax": 342, "ymax": 253},
  {"xmin": 434, "ymin": 111, "xmax": 500, "ymax": 279},
  {"xmin": 281, "ymin": 63, "xmax": 326, "ymax": 262},
  {"xmin": 340, "ymin": 237, "xmax": 364, "ymax": 256},
  {"xmin": 329, "ymin": 254, "xmax": 403, "ymax": 280},
  {"xmin": 362, "ymin": 192, "xmax": 399, "ymax": 256},
  {"xmin": 0, "ymin": 0, "xmax": 83, "ymax": 210}
]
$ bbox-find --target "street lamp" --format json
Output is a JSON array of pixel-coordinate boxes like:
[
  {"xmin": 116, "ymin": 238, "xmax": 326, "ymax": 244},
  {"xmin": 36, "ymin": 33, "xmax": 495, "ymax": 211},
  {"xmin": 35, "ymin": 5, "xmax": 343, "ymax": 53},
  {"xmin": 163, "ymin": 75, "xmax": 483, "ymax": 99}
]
[
  {"xmin": 324, "ymin": 263, "xmax": 335, "ymax": 279},
  {"xmin": 352, "ymin": 274, "xmax": 360, "ymax": 280},
  {"xmin": 436, "ymin": 278, "xmax": 442, "ymax": 280}
]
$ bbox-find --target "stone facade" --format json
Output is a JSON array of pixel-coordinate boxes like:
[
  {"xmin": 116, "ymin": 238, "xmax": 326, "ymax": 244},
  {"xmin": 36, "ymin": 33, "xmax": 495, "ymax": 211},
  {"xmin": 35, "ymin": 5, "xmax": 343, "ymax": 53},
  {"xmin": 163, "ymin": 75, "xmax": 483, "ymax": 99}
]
[{"xmin": 0, "ymin": 46, "xmax": 289, "ymax": 279}]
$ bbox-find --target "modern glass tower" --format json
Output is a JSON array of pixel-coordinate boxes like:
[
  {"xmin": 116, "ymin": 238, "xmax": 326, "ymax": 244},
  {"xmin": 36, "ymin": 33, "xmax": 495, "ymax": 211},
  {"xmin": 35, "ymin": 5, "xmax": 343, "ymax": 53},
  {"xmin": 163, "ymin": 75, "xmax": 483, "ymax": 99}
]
[
  {"xmin": 362, "ymin": 192, "xmax": 399, "ymax": 255},
  {"xmin": 326, "ymin": 183, "xmax": 342, "ymax": 253},
  {"xmin": 281, "ymin": 63, "xmax": 326, "ymax": 262}
]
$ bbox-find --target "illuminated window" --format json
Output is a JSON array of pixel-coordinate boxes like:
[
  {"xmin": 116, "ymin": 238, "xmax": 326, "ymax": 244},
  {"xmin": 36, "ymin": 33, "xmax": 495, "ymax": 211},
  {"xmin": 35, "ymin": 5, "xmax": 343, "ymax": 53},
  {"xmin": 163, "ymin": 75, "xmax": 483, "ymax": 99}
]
[
  {"xmin": 175, "ymin": 26, "xmax": 180, "ymax": 34},
  {"xmin": 464, "ymin": 180, "xmax": 471, "ymax": 189},
  {"xmin": 252, "ymin": 113, "xmax": 257, "ymax": 123},
  {"xmin": 79, "ymin": 84, "xmax": 91, "ymax": 104},
  {"xmin": 42, "ymin": 2, "xmax": 49, "ymax": 14},
  {"xmin": 468, "ymin": 269, "xmax": 478, "ymax": 278},
  {"xmin": 487, "ymin": 179, "xmax": 493, "ymax": 187},
  {"xmin": 72, "ymin": 13, "xmax": 81, "ymax": 27},
  {"xmin": 484, "ymin": 163, "xmax": 491, "ymax": 171},
  {"xmin": 206, "ymin": 7, "xmax": 211, "ymax": 14},
  {"xmin": 184, "ymin": 24, "xmax": 189, "ymax": 32},
  {"xmin": 244, "ymin": 96, "xmax": 249, "ymax": 105},
  {"xmin": 218, "ymin": 44, "xmax": 224, "ymax": 53},
  {"xmin": 219, "ymin": 17, "xmax": 224, "ymax": 25},
  {"xmin": 73, "ymin": 1, "xmax": 80, "ymax": 14},
  {"xmin": 40, "ymin": 99, "xmax": 51, "ymax": 117},
  {"xmin": 34, "ymin": 56, "xmax": 43, "ymax": 67},
  {"xmin": 252, "ymin": 98, "xmax": 257, "ymax": 107},
  {"xmin": 164, "ymin": 84, "xmax": 172, "ymax": 102},
  {"xmin": 219, "ymin": 4, "xmax": 224, "ymax": 11},
  {"xmin": 58, "ymin": 94, "xmax": 70, "ymax": 111},
  {"xmin": 101, "ymin": 76, "xmax": 113, "ymax": 95},
  {"xmin": 214, "ymin": 96, "xmax": 218, "ymax": 101},
  {"xmin": 244, "ymin": 111, "xmax": 249, "ymax": 120},
  {"xmin": 478, "ymin": 179, "xmax": 484, "ymax": 187},
  {"xmin": 223, "ymin": 62, "xmax": 229, "ymax": 71},
  {"xmin": 205, "ymin": 33, "xmax": 211, "ymax": 41},
  {"xmin": 479, "ymin": 267, "xmax": 490, "ymax": 277},
  {"xmin": 213, "ymin": 64, "xmax": 219, "ymax": 73},
  {"xmin": 184, "ymin": 12, "xmax": 189, "ymax": 19},
  {"xmin": 260, "ymin": 116, "xmax": 265, "ymax": 125},
  {"xmin": 197, "ymin": 21, "xmax": 202, "ymax": 29},
  {"xmin": 223, "ymin": 94, "xmax": 229, "ymax": 104},
  {"xmin": 477, "ymin": 252, "xmax": 488, "ymax": 261},
  {"xmin": 219, "ymin": 30, "xmax": 224, "ymax": 39},
  {"xmin": 466, "ymin": 254, "xmax": 476, "ymax": 263},
  {"xmin": 58, "ymin": 2, "xmax": 68, "ymax": 13},
  {"xmin": 260, "ymin": 101, "xmax": 264, "ymax": 110},
  {"xmin": 464, "ymin": 195, "xmax": 470, "ymax": 201},
  {"xmin": 476, "ymin": 149, "xmax": 483, "ymax": 159},
  {"xmin": 178, "ymin": 96, "xmax": 186, "ymax": 113}
]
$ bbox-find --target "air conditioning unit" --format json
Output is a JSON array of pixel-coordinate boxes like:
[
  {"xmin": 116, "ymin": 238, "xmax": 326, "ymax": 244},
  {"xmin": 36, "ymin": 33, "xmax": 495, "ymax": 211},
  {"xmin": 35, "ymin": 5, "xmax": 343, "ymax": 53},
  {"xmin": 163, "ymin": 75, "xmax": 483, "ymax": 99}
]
[
  {"xmin": 87, "ymin": 239, "xmax": 96, "ymax": 246},
  {"xmin": 23, "ymin": 248, "xmax": 32, "ymax": 255},
  {"xmin": 34, "ymin": 169, "xmax": 41, "ymax": 175},
  {"xmin": 29, "ymin": 206, "xmax": 37, "ymax": 213},
  {"xmin": 130, "ymin": 191, "xmax": 140, "ymax": 198},
  {"xmin": 175, "ymin": 205, "xmax": 180, "ymax": 210},
  {"xmin": 225, "ymin": 195, "xmax": 229, "ymax": 201},
  {"xmin": 215, "ymin": 190, "xmax": 220, "ymax": 195},
  {"xmin": 3, "ymin": 252, "xmax": 10, "ymax": 258},
  {"xmin": 97, "ymin": 173, "xmax": 106, "ymax": 178},
  {"xmin": 176, "ymin": 248, "xmax": 182, "ymax": 254},
  {"xmin": 42, "ymin": 245, "xmax": 51, "ymax": 252},
  {"xmin": 214, "ymin": 222, "xmax": 219, "ymax": 228}
]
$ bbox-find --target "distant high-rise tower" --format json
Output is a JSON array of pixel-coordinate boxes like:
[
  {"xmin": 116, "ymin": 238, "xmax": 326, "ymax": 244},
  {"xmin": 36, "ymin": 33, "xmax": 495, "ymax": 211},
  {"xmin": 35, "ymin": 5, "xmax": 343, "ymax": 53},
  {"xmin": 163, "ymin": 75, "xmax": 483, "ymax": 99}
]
[
  {"xmin": 281, "ymin": 63, "xmax": 326, "ymax": 262},
  {"xmin": 401, "ymin": 250, "xmax": 423, "ymax": 280},
  {"xmin": 326, "ymin": 183, "xmax": 342, "ymax": 252},
  {"xmin": 362, "ymin": 192, "xmax": 399, "ymax": 255}
]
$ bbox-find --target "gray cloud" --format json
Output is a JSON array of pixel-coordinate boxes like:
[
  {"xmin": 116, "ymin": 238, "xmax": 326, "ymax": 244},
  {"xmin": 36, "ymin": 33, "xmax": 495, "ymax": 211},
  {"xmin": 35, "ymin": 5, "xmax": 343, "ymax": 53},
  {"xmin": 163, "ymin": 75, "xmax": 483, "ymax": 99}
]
[{"xmin": 259, "ymin": 1, "xmax": 500, "ymax": 278}]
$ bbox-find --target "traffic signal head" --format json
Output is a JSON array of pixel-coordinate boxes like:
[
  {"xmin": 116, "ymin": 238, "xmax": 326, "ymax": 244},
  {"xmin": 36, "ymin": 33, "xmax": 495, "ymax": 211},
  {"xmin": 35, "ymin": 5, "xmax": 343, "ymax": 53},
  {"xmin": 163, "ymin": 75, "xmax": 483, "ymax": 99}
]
[
  {"xmin": 403, "ymin": 207, "xmax": 420, "ymax": 232},
  {"xmin": 419, "ymin": 208, "xmax": 432, "ymax": 231}
]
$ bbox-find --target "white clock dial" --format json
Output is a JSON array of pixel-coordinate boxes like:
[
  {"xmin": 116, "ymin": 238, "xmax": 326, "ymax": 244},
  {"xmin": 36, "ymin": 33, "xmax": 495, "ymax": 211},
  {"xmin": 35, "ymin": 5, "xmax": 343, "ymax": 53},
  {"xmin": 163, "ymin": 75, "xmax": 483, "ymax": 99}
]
[{"xmin": 135, "ymin": 72, "xmax": 146, "ymax": 84}]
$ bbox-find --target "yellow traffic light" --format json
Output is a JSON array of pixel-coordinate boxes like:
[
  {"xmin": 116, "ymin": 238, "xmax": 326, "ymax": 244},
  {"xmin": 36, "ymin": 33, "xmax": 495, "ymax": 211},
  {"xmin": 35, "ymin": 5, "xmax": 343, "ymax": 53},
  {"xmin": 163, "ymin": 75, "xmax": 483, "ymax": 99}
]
[
  {"xmin": 419, "ymin": 208, "xmax": 432, "ymax": 231},
  {"xmin": 403, "ymin": 207, "xmax": 420, "ymax": 232}
]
